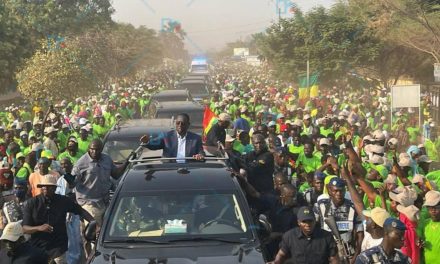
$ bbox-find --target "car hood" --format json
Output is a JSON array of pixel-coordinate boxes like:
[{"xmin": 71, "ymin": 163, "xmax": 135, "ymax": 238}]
[{"xmin": 89, "ymin": 243, "xmax": 266, "ymax": 264}]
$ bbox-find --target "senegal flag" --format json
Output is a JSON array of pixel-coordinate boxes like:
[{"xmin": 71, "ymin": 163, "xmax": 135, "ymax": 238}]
[
  {"xmin": 298, "ymin": 73, "xmax": 319, "ymax": 105},
  {"xmin": 203, "ymin": 106, "xmax": 217, "ymax": 137}
]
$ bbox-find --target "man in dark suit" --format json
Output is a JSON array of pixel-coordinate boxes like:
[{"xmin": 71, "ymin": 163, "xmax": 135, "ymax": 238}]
[{"xmin": 140, "ymin": 113, "xmax": 205, "ymax": 161}]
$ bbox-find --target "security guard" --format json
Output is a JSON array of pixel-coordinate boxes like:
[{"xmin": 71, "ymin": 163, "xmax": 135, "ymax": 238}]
[
  {"xmin": 355, "ymin": 218, "xmax": 410, "ymax": 264},
  {"xmin": 240, "ymin": 133, "xmax": 274, "ymax": 193},
  {"xmin": 315, "ymin": 177, "xmax": 364, "ymax": 262}
]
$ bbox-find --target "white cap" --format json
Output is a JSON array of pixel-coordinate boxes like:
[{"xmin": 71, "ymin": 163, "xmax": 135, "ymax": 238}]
[
  {"xmin": 44, "ymin": 126, "xmax": 58, "ymax": 135},
  {"xmin": 388, "ymin": 138, "xmax": 398, "ymax": 146},
  {"xmin": 372, "ymin": 130, "xmax": 385, "ymax": 140},
  {"xmin": 319, "ymin": 138, "xmax": 330, "ymax": 146},
  {"xmin": 0, "ymin": 222, "xmax": 23, "ymax": 242},
  {"xmin": 218, "ymin": 113, "xmax": 231, "ymax": 122},
  {"xmin": 79, "ymin": 118, "xmax": 88, "ymax": 125}
]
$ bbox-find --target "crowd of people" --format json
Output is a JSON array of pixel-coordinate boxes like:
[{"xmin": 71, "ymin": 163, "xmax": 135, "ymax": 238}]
[{"xmin": 0, "ymin": 62, "xmax": 438, "ymax": 264}]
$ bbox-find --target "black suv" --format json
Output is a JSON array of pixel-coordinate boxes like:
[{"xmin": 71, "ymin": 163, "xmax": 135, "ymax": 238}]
[{"xmin": 85, "ymin": 154, "xmax": 270, "ymax": 263}]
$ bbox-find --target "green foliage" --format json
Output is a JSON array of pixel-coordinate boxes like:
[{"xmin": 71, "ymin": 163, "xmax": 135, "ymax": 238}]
[
  {"xmin": 0, "ymin": 0, "xmax": 114, "ymax": 93},
  {"xmin": 256, "ymin": 5, "xmax": 381, "ymax": 85},
  {"xmin": 16, "ymin": 41, "xmax": 101, "ymax": 101},
  {"xmin": 16, "ymin": 23, "xmax": 165, "ymax": 101},
  {"xmin": 0, "ymin": 2, "xmax": 33, "ymax": 92},
  {"xmin": 5, "ymin": 0, "xmax": 114, "ymax": 37}
]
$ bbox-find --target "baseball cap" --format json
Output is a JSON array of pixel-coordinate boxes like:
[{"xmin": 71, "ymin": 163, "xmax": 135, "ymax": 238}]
[
  {"xmin": 388, "ymin": 138, "xmax": 398, "ymax": 146},
  {"xmin": 303, "ymin": 114, "xmax": 311, "ymax": 120},
  {"xmin": 363, "ymin": 207, "xmax": 390, "ymax": 227},
  {"xmin": 292, "ymin": 119, "xmax": 303, "ymax": 127},
  {"xmin": 367, "ymin": 155, "xmax": 385, "ymax": 165},
  {"xmin": 411, "ymin": 174, "xmax": 425, "ymax": 184},
  {"xmin": 240, "ymin": 106, "xmax": 248, "ymax": 113},
  {"xmin": 397, "ymin": 205, "xmax": 419, "ymax": 222},
  {"xmin": 372, "ymin": 130, "xmax": 385, "ymax": 140},
  {"xmin": 15, "ymin": 152, "xmax": 25, "ymax": 160},
  {"xmin": 329, "ymin": 177, "xmax": 346, "ymax": 188},
  {"xmin": 0, "ymin": 222, "xmax": 24, "ymax": 242},
  {"xmin": 218, "ymin": 113, "xmax": 231, "ymax": 122},
  {"xmin": 297, "ymin": 206, "xmax": 315, "ymax": 222},
  {"xmin": 19, "ymin": 131, "xmax": 28, "ymax": 137},
  {"xmin": 319, "ymin": 138, "xmax": 330, "ymax": 146},
  {"xmin": 424, "ymin": 190, "xmax": 440, "ymax": 207},
  {"xmin": 37, "ymin": 175, "xmax": 59, "ymax": 188},
  {"xmin": 389, "ymin": 186, "xmax": 417, "ymax": 207},
  {"xmin": 398, "ymin": 153, "xmax": 411, "ymax": 167},
  {"xmin": 383, "ymin": 218, "xmax": 406, "ymax": 231},
  {"xmin": 268, "ymin": 121, "xmax": 276, "ymax": 127}
]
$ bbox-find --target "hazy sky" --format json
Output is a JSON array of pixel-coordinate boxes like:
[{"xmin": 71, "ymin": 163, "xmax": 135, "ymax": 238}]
[{"xmin": 112, "ymin": 0, "xmax": 336, "ymax": 54}]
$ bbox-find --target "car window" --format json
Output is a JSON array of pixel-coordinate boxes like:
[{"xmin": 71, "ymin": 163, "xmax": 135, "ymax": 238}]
[
  {"xmin": 107, "ymin": 192, "xmax": 249, "ymax": 239},
  {"xmin": 103, "ymin": 139, "xmax": 139, "ymax": 163}
]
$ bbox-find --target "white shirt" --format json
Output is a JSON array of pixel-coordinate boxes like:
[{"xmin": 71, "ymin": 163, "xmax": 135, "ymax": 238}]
[
  {"xmin": 177, "ymin": 132, "xmax": 186, "ymax": 163},
  {"xmin": 361, "ymin": 231, "xmax": 383, "ymax": 251}
]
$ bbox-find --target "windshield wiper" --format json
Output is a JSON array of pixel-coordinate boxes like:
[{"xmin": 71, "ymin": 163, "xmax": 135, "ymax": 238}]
[
  {"xmin": 104, "ymin": 239, "xmax": 169, "ymax": 244},
  {"xmin": 167, "ymin": 237, "xmax": 245, "ymax": 244}
]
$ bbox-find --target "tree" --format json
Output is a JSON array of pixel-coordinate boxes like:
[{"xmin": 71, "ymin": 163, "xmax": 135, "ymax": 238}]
[
  {"xmin": 255, "ymin": 5, "xmax": 382, "ymax": 85},
  {"xmin": 158, "ymin": 31, "xmax": 188, "ymax": 61},
  {"xmin": 349, "ymin": 0, "xmax": 440, "ymax": 63},
  {"xmin": 70, "ymin": 24, "xmax": 163, "ymax": 80},
  {"xmin": 5, "ymin": 0, "xmax": 114, "ymax": 38},
  {"xmin": 0, "ymin": 0, "xmax": 114, "ymax": 93},
  {"xmin": 16, "ymin": 41, "xmax": 103, "ymax": 101},
  {"xmin": 16, "ymin": 23, "xmax": 165, "ymax": 101},
  {"xmin": 0, "ymin": 2, "xmax": 33, "ymax": 92}
]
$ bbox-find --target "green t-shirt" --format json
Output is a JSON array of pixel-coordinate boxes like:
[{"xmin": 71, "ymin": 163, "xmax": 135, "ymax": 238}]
[
  {"xmin": 426, "ymin": 170, "xmax": 440, "ymax": 189},
  {"xmin": 297, "ymin": 153, "xmax": 321, "ymax": 173},
  {"xmin": 320, "ymin": 127, "xmax": 333, "ymax": 137},
  {"xmin": 299, "ymin": 182, "xmax": 310, "ymax": 194},
  {"xmin": 57, "ymin": 150, "xmax": 83, "ymax": 164},
  {"xmin": 15, "ymin": 166, "xmax": 31, "ymax": 180},
  {"xmin": 421, "ymin": 219, "xmax": 440, "ymax": 264},
  {"xmin": 406, "ymin": 126, "xmax": 420, "ymax": 143}
]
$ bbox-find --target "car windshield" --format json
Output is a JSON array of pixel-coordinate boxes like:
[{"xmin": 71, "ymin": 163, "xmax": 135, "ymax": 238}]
[
  {"xmin": 180, "ymin": 83, "xmax": 208, "ymax": 95},
  {"xmin": 105, "ymin": 192, "xmax": 250, "ymax": 240},
  {"xmin": 152, "ymin": 94, "xmax": 189, "ymax": 102},
  {"xmin": 191, "ymin": 65, "xmax": 208, "ymax": 71}
]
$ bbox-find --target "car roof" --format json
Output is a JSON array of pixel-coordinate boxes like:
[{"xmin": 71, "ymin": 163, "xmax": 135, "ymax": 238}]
[
  {"xmin": 180, "ymin": 79, "xmax": 206, "ymax": 84},
  {"xmin": 152, "ymin": 90, "xmax": 189, "ymax": 97},
  {"xmin": 105, "ymin": 119, "xmax": 174, "ymax": 140},
  {"xmin": 120, "ymin": 161, "xmax": 237, "ymax": 192},
  {"xmin": 154, "ymin": 101, "xmax": 204, "ymax": 110}
]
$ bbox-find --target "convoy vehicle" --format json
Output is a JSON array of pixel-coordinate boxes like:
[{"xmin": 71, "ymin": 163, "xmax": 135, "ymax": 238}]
[
  {"xmin": 150, "ymin": 90, "xmax": 192, "ymax": 103},
  {"xmin": 177, "ymin": 80, "xmax": 210, "ymax": 102},
  {"xmin": 85, "ymin": 151, "xmax": 270, "ymax": 264}
]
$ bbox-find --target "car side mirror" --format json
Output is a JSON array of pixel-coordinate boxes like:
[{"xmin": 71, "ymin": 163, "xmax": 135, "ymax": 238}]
[
  {"xmin": 84, "ymin": 221, "xmax": 97, "ymax": 242},
  {"xmin": 257, "ymin": 214, "xmax": 271, "ymax": 239}
]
